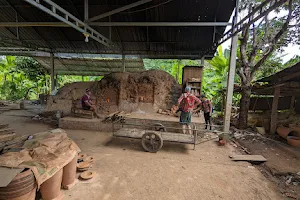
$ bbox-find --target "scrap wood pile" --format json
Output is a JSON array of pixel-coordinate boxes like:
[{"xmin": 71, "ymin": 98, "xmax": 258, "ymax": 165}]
[
  {"xmin": 0, "ymin": 124, "xmax": 16, "ymax": 153},
  {"xmin": 157, "ymin": 105, "xmax": 179, "ymax": 117},
  {"xmin": 0, "ymin": 101, "xmax": 7, "ymax": 107},
  {"xmin": 103, "ymin": 111, "xmax": 127, "ymax": 123}
]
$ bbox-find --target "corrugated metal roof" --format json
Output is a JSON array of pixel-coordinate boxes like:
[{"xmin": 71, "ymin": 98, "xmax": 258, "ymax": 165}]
[
  {"xmin": 34, "ymin": 56, "xmax": 145, "ymax": 76},
  {"xmin": 0, "ymin": 0, "xmax": 235, "ymax": 59},
  {"xmin": 257, "ymin": 62, "xmax": 300, "ymax": 83}
]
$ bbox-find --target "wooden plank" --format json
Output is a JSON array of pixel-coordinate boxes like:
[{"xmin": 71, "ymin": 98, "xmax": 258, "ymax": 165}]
[
  {"xmin": 114, "ymin": 128, "xmax": 144, "ymax": 138},
  {"xmin": 114, "ymin": 128, "xmax": 195, "ymax": 143},
  {"xmin": 159, "ymin": 132, "xmax": 194, "ymax": 143},
  {"xmin": 0, "ymin": 124, "xmax": 9, "ymax": 129},
  {"xmin": 0, "ymin": 133, "xmax": 16, "ymax": 142},
  {"xmin": 231, "ymin": 155, "xmax": 267, "ymax": 162},
  {"xmin": 72, "ymin": 108, "xmax": 94, "ymax": 119},
  {"xmin": 0, "ymin": 128, "xmax": 14, "ymax": 135}
]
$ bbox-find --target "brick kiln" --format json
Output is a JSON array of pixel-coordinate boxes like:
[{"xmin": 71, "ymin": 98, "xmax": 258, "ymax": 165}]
[{"xmin": 45, "ymin": 70, "xmax": 181, "ymax": 115}]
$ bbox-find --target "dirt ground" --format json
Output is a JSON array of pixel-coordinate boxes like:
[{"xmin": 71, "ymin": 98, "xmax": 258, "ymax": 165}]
[
  {"xmin": 0, "ymin": 107, "xmax": 292, "ymax": 200},
  {"xmin": 238, "ymin": 135, "xmax": 300, "ymax": 198}
]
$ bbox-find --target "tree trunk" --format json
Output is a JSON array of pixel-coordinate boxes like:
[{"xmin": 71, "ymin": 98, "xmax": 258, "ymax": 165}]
[{"xmin": 238, "ymin": 84, "xmax": 251, "ymax": 129}]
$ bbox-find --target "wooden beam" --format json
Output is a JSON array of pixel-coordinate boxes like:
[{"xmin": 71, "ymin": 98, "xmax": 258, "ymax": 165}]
[
  {"xmin": 50, "ymin": 53, "xmax": 55, "ymax": 91},
  {"xmin": 290, "ymin": 96, "xmax": 295, "ymax": 112},
  {"xmin": 87, "ymin": 0, "xmax": 152, "ymax": 22},
  {"xmin": 270, "ymin": 86, "xmax": 280, "ymax": 134}
]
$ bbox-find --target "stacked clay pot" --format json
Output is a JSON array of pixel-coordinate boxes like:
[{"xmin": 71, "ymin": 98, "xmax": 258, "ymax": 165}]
[{"xmin": 0, "ymin": 169, "xmax": 36, "ymax": 200}]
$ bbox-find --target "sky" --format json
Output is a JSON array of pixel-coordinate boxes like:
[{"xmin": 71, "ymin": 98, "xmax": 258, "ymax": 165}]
[{"xmin": 222, "ymin": 8, "xmax": 300, "ymax": 63}]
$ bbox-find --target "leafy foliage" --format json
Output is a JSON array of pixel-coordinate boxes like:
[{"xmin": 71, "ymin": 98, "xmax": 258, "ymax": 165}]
[
  {"xmin": 237, "ymin": 0, "xmax": 297, "ymax": 128},
  {"xmin": 0, "ymin": 56, "xmax": 103, "ymax": 100}
]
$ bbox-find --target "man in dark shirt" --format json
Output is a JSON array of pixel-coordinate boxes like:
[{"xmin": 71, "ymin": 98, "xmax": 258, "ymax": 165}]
[
  {"xmin": 81, "ymin": 89, "xmax": 99, "ymax": 118},
  {"xmin": 200, "ymin": 94, "xmax": 213, "ymax": 130}
]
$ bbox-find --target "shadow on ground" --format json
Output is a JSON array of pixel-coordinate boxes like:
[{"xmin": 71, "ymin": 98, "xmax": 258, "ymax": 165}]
[{"xmin": 104, "ymin": 137, "xmax": 189, "ymax": 154}]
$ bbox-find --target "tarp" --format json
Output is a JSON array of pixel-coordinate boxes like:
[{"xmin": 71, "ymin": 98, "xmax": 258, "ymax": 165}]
[{"xmin": 0, "ymin": 129, "xmax": 80, "ymax": 188}]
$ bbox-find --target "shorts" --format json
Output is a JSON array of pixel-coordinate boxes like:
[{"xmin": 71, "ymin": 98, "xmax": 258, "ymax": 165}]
[
  {"xmin": 180, "ymin": 111, "xmax": 192, "ymax": 125},
  {"xmin": 82, "ymin": 105, "xmax": 91, "ymax": 110}
]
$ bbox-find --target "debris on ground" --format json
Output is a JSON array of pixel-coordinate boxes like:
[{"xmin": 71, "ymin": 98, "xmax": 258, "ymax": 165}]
[
  {"xmin": 0, "ymin": 102, "xmax": 8, "ymax": 107},
  {"xmin": 285, "ymin": 193, "xmax": 297, "ymax": 199},
  {"xmin": 103, "ymin": 111, "xmax": 126, "ymax": 123},
  {"xmin": 0, "ymin": 124, "xmax": 16, "ymax": 152},
  {"xmin": 157, "ymin": 105, "xmax": 179, "ymax": 117},
  {"xmin": 32, "ymin": 111, "xmax": 62, "ymax": 126}
]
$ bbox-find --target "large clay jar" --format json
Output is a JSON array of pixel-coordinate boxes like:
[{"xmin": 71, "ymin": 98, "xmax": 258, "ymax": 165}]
[
  {"xmin": 62, "ymin": 157, "xmax": 77, "ymax": 189},
  {"xmin": 11, "ymin": 186, "xmax": 36, "ymax": 200},
  {"xmin": 276, "ymin": 127, "xmax": 291, "ymax": 139},
  {"xmin": 40, "ymin": 169, "xmax": 63, "ymax": 200},
  {"xmin": 287, "ymin": 136, "xmax": 300, "ymax": 147},
  {"xmin": 289, "ymin": 124, "xmax": 300, "ymax": 136},
  {"xmin": 0, "ymin": 169, "xmax": 36, "ymax": 200}
]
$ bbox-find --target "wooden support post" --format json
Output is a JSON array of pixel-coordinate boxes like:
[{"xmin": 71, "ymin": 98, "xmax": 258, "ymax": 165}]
[
  {"xmin": 270, "ymin": 86, "xmax": 280, "ymax": 134},
  {"xmin": 223, "ymin": 0, "xmax": 239, "ymax": 133},
  {"xmin": 223, "ymin": 34, "xmax": 238, "ymax": 133},
  {"xmin": 122, "ymin": 54, "xmax": 125, "ymax": 72},
  {"xmin": 176, "ymin": 60, "xmax": 181, "ymax": 83},
  {"xmin": 55, "ymin": 74, "xmax": 58, "ymax": 89},
  {"xmin": 50, "ymin": 53, "xmax": 55, "ymax": 92},
  {"xmin": 201, "ymin": 57, "xmax": 205, "ymax": 66},
  {"xmin": 290, "ymin": 96, "xmax": 295, "ymax": 112}
]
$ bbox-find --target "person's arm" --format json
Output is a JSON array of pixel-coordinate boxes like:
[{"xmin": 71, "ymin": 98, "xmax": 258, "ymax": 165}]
[
  {"xmin": 177, "ymin": 94, "xmax": 184, "ymax": 106},
  {"xmin": 209, "ymin": 100, "xmax": 213, "ymax": 116},
  {"xmin": 83, "ymin": 95, "xmax": 92, "ymax": 106},
  {"xmin": 194, "ymin": 96, "xmax": 201, "ymax": 108},
  {"xmin": 84, "ymin": 100, "xmax": 92, "ymax": 106}
]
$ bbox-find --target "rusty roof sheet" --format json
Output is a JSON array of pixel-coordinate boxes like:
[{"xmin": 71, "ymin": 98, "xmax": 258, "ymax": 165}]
[
  {"xmin": 257, "ymin": 62, "xmax": 300, "ymax": 84},
  {"xmin": 0, "ymin": 0, "xmax": 235, "ymax": 59},
  {"xmin": 34, "ymin": 56, "xmax": 144, "ymax": 76}
]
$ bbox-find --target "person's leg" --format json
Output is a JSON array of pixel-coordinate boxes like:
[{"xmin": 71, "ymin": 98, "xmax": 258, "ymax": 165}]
[
  {"xmin": 90, "ymin": 105, "xmax": 99, "ymax": 118},
  {"xmin": 187, "ymin": 124, "xmax": 192, "ymax": 135},
  {"xmin": 204, "ymin": 113, "xmax": 208, "ymax": 129},
  {"xmin": 182, "ymin": 124, "xmax": 187, "ymax": 134},
  {"xmin": 208, "ymin": 115, "xmax": 212, "ymax": 130},
  {"xmin": 187, "ymin": 112, "xmax": 192, "ymax": 134}
]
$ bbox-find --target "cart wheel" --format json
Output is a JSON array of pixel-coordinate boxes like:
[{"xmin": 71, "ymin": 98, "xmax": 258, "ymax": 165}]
[
  {"xmin": 141, "ymin": 132, "xmax": 163, "ymax": 153},
  {"xmin": 153, "ymin": 123, "xmax": 166, "ymax": 132}
]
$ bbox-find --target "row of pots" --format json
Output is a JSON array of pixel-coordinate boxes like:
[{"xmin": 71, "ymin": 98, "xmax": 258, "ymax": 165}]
[
  {"xmin": 0, "ymin": 157, "xmax": 77, "ymax": 200},
  {"xmin": 277, "ymin": 125, "xmax": 300, "ymax": 147}
]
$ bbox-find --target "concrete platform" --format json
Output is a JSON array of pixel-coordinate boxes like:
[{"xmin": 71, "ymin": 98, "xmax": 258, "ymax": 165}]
[{"xmin": 59, "ymin": 113, "xmax": 206, "ymax": 133}]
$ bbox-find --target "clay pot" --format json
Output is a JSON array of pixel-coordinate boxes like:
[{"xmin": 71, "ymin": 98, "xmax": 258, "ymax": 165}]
[
  {"xmin": 80, "ymin": 170, "xmax": 96, "ymax": 180},
  {"xmin": 62, "ymin": 157, "xmax": 77, "ymax": 189},
  {"xmin": 276, "ymin": 127, "xmax": 292, "ymax": 139},
  {"xmin": 0, "ymin": 169, "xmax": 36, "ymax": 200},
  {"xmin": 218, "ymin": 139, "xmax": 226, "ymax": 146},
  {"xmin": 287, "ymin": 136, "xmax": 300, "ymax": 147},
  {"xmin": 289, "ymin": 124, "xmax": 300, "ymax": 135},
  {"xmin": 40, "ymin": 169, "xmax": 63, "ymax": 200},
  {"xmin": 10, "ymin": 186, "xmax": 36, "ymax": 200}
]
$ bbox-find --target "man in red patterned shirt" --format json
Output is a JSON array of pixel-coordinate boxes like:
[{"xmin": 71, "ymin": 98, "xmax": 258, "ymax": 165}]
[{"xmin": 176, "ymin": 86, "xmax": 201, "ymax": 134}]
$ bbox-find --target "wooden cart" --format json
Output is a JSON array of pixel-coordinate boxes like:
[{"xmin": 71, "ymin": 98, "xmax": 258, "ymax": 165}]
[{"xmin": 112, "ymin": 120, "xmax": 198, "ymax": 153}]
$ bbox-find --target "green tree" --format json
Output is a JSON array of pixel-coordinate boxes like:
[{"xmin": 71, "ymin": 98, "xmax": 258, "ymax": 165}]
[{"xmin": 237, "ymin": 0, "xmax": 297, "ymax": 129}]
